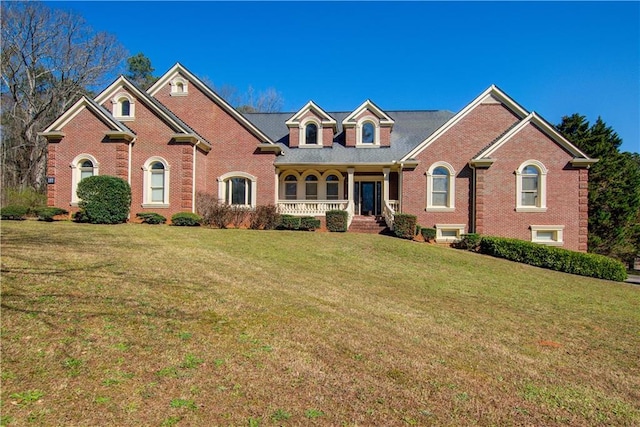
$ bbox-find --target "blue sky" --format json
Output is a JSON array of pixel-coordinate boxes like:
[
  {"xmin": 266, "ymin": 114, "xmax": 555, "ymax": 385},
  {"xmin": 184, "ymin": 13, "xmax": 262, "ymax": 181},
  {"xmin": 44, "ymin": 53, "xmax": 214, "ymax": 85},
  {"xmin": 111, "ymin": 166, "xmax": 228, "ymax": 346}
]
[{"xmin": 50, "ymin": 1, "xmax": 639, "ymax": 154}]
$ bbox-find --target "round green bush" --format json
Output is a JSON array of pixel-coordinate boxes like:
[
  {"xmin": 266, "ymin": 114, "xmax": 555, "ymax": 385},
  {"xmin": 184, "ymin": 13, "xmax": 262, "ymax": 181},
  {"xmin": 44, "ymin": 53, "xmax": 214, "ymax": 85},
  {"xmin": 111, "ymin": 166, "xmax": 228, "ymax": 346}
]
[
  {"xmin": 76, "ymin": 176, "xmax": 131, "ymax": 224},
  {"xmin": 171, "ymin": 212, "xmax": 202, "ymax": 226},
  {"xmin": 35, "ymin": 207, "xmax": 68, "ymax": 222},
  {"xmin": 136, "ymin": 212, "xmax": 167, "ymax": 224}
]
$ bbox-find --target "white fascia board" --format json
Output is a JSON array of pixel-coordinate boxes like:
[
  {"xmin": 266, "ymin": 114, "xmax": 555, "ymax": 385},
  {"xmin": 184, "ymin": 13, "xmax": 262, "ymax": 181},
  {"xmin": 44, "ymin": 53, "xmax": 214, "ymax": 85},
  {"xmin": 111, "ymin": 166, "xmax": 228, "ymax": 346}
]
[
  {"xmin": 342, "ymin": 99, "xmax": 395, "ymax": 126},
  {"xmin": 401, "ymin": 85, "xmax": 529, "ymax": 162},
  {"xmin": 43, "ymin": 96, "xmax": 123, "ymax": 133},
  {"xmin": 146, "ymin": 63, "xmax": 182, "ymax": 96},
  {"xmin": 286, "ymin": 101, "xmax": 337, "ymax": 127}
]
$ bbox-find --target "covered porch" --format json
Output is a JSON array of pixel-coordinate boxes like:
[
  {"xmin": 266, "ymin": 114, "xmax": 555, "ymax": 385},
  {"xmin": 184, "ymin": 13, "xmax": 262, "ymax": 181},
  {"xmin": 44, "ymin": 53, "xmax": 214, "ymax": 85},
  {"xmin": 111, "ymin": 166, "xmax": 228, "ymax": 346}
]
[{"xmin": 274, "ymin": 166, "xmax": 401, "ymax": 228}]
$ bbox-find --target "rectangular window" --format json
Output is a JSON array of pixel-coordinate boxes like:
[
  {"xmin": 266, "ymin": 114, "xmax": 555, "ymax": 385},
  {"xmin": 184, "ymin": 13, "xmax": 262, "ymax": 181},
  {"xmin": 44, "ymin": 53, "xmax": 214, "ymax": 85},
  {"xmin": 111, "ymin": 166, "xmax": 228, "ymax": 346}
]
[
  {"xmin": 285, "ymin": 183, "xmax": 297, "ymax": 200},
  {"xmin": 531, "ymin": 225, "xmax": 564, "ymax": 246},
  {"xmin": 306, "ymin": 182, "xmax": 318, "ymax": 200},
  {"xmin": 151, "ymin": 172, "xmax": 164, "ymax": 203},
  {"xmin": 435, "ymin": 224, "xmax": 465, "ymax": 243},
  {"xmin": 521, "ymin": 176, "xmax": 538, "ymax": 206},
  {"xmin": 327, "ymin": 183, "xmax": 339, "ymax": 200}
]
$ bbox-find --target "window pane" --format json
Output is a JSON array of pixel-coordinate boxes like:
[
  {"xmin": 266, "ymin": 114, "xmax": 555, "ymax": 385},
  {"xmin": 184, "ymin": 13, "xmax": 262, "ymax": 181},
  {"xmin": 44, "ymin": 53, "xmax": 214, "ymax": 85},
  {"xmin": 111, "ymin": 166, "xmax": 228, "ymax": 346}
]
[
  {"xmin": 151, "ymin": 162, "xmax": 164, "ymax": 170},
  {"xmin": 305, "ymin": 123, "xmax": 318, "ymax": 144},
  {"xmin": 521, "ymin": 192, "xmax": 536, "ymax": 206},
  {"xmin": 81, "ymin": 160, "xmax": 93, "ymax": 168},
  {"xmin": 433, "ymin": 167, "xmax": 448, "ymax": 176},
  {"xmin": 151, "ymin": 187, "xmax": 164, "ymax": 203},
  {"xmin": 537, "ymin": 231, "xmax": 555, "ymax": 241},
  {"xmin": 432, "ymin": 175, "xmax": 448, "ymax": 192},
  {"xmin": 432, "ymin": 192, "xmax": 447, "ymax": 207},
  {"xmin": 522, "ymin": 176, "xmax": 538, "ymax": 191},
  {"xmin": 306, "ymin": 183, "xmax": 318, "ymax": 200},
  {"xmin": 151, "ymin": 172, "xmax": 164, "ymax": 187},
  {"xmin": 121, "ymin": 99, "xmax": 130, "ymax": 116},
  {"xmin": 285, "ymin": 183, "xmax": 297, "ymax": 200},
  {"xmin": 230, "ymin": 177, "xmax": 247, "ymax": 205},
  {"xmin": 327, "ymin": 183, "xmax": 339, "ymax": 200},
  {"xmin": 523, "ymin": 165, "xmax": 538, "ymax": 175},
  {"xmin": 362, "ymin": 123, "xmax": 374, "ymax": 143},
  {"xmin": 441, "ymin": 229, "xmax": 458, "ymax": 237}
]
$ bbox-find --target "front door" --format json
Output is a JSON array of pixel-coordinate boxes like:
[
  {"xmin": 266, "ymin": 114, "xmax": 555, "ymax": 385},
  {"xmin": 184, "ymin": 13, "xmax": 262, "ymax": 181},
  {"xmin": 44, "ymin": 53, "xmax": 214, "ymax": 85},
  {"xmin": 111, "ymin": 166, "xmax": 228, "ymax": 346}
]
[{"xmin": 356, "ymin": 181, "xmax": 382, "ymax": 215}]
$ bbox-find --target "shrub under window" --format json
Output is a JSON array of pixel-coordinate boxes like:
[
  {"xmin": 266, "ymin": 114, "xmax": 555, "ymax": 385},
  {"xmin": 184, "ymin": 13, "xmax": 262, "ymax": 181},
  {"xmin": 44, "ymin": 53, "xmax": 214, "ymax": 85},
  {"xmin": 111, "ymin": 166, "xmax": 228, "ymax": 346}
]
[{"xmin": 76, "ymin": 175, "xmax": 131, "ymax": 224}]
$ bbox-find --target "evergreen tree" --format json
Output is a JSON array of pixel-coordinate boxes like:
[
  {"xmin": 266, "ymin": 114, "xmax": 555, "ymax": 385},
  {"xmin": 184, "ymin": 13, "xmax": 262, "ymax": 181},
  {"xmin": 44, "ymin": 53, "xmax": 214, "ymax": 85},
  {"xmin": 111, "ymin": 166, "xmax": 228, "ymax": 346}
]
[
  {"xmin": 126, "ymin": 53, "xmax": 158, "ymax": 89},
  {"xmin": 557, "ymin": 114, "xmax": 640, "ymax": 267}
]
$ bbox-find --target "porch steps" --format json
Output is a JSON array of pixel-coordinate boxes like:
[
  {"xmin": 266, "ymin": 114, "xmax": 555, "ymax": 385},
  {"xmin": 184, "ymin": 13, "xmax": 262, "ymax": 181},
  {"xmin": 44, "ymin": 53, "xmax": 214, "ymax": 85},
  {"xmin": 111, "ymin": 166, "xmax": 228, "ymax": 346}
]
[{"xmin": 348, "ymin": 215, "xmax": 389, "ymax": 234}]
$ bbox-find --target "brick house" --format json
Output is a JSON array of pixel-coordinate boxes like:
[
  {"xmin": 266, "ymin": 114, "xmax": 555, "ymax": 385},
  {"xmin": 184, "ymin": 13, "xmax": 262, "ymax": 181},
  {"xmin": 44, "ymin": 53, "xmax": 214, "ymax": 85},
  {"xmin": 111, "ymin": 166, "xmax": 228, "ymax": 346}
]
[{"xmin": 41, "ymin": 63, "xmax": 596, "ymax": 251}]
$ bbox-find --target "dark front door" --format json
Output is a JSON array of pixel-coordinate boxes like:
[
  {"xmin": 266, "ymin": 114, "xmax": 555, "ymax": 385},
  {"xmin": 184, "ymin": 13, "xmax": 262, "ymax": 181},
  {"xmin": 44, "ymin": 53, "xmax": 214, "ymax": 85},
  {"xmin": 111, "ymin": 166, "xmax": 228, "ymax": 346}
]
[{"xmin": 357, "ymin": 181, "xmax": 382, "ymax": 215}]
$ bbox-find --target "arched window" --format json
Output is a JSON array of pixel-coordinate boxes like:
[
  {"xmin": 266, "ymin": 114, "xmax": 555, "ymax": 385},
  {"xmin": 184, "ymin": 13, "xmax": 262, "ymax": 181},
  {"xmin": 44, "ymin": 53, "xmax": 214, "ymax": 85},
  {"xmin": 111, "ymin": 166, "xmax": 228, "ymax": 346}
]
[
  {"xmin": 143, "ymin": 157, "xmax": 170, "ymax": 208},
  {"xmin": 426, "ymin": 162, "xmax": 455, "ymax": 211},
  {"xmin": 176, "ymin": 82, "xmax": 184, "ymax": 93},
  {"xmin": 305, "ymin": 175, "xmax": 318, "ymax": 200},
  {"xmin": 305, "ymin": 123, "xmax": 318, "ymax": 145},
  {"xmin": 120, "ymin": 99, "xmax": 131, "ymax": 116},
  {"xmin": 71, "ymin": 154, "xmax": 99, "ymax": 205},
  {"xmin": 218, "ymin": 172, "xmax": 257, "ymax": 207},
  {"xmin": 516, "ymin": 161, "xmax": 547, "ymax": 211},
  {"xmin": 362, "ymin": 122, "xmax": 375, "ymax": 144},
  {"xmin": 170, "ymin": 77, "xmax": 188, "ymax": 95},
  {"xmin": 150, "ymin": 162, "xmax": 165, "ymax": 203},
  {"xmin": 80, "ymin": 160, "xmax": 95, "ymax": 181},
  {"xmin": 326, "ymin": 174, "xmax": 339, "ymax": 200},
  {"xmin": 284, "ymin": 174, "xmax": 297, "ymax": 200}
]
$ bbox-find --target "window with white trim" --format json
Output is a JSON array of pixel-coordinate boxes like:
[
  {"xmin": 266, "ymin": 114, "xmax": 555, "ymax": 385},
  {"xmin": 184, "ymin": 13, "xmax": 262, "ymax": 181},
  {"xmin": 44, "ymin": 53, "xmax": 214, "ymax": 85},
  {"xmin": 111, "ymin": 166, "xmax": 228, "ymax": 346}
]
[
  {"xmin": 142, "ymin": 157, "xmax": 170, "ymax": 208},
  {"xmin": 284, "ymin": 174, "xmax": 297, "ymax": 200},
  {"xmin": 305, "ymin": 123, "xmax": 318, "ymax": 145},
  {"xmin": 326, "ymin": 174, "xmax": 339, "ymax": 200},
  {"xmin": 516, "ymin": 161, "xmax": 547, "ymax": 212},
  {"xmin": 70, "ymin": 154, "xmax": 99, "ymax": 205},
  {"xmin": 356, "ymin": 118, "xmax": 379, "ymax": 146},
  {"xmin": 218, "ymin": 172, "xmax": 257, "ymax": 207},
  {"xmin": 299, "ymin": 118, "xmax": 322, "ymax": 146},
  {"xmin": 305, "ymin": 175, "xmax": 318, "ymax": 200},
  {"xmin": 112, "ymin": 92, "xmax": 135, "ymax": 120},
  {"xmin": 426, "ymin": 162, "xmax": 455, "ymax": 212},
  {"xmin": 435, "ymin": 224, "xmax": 465, "ymax": 243},
  {"xmin": 170, "ymin": 77, "xmax": 188, "ymax": 96},
  {"xmin": 531, "ymin": 225, "xmax": 564, "ymax": 246}
]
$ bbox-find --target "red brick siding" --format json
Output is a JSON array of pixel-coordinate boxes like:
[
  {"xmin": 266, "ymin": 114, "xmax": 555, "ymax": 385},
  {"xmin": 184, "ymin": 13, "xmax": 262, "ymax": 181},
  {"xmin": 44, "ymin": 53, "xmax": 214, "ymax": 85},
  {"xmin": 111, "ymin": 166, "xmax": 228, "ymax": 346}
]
[{"xmin": 402, "ymin": 103, "xmax": 520, "ymax": 231}]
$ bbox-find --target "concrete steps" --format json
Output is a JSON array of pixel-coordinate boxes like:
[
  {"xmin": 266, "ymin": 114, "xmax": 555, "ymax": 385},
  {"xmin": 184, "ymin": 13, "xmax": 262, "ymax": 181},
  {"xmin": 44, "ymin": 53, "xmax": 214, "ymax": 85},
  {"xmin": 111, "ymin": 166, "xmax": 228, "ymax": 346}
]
[{"xmin": 349, "ymin": 216, "xmax": 389, "ymax": 234}]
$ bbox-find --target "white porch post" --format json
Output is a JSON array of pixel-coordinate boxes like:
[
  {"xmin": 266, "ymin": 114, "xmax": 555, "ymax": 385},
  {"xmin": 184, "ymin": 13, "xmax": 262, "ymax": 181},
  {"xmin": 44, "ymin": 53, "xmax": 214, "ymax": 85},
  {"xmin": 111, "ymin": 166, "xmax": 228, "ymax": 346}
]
[
  {"xmin": 383, "ymin": 167, "xmax": 390, "ymax": 204},
  {"xmin": 347, "ymin": 167, "xmax": 355, "ymax": 214},
  {"xmin": 398, "ymin": 164, "xmax": 404, "ymax": 213},
  {"xmin": 274, "ymin": 167, "xmax": 279, "ymax": 205}
]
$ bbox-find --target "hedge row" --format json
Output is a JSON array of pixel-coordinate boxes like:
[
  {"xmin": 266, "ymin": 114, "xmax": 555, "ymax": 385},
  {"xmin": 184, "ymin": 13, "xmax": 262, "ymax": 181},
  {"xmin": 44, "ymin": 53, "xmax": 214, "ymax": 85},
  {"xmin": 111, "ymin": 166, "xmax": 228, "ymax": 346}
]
[
  {"xmin": 468, "ymin": 235, "xmax": 627, "ymax": 282},
  {"xmin": 279, "ymin": 215, "xmax": 320, "ymax": 231}
]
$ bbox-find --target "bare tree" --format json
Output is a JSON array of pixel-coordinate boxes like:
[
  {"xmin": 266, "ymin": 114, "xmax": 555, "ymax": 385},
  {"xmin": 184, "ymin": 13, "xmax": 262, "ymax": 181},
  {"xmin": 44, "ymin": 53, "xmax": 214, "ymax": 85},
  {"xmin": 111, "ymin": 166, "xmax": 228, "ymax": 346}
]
[{"xmin": 1, "ymin": 1, "xmax": 127, "ymax": 193}]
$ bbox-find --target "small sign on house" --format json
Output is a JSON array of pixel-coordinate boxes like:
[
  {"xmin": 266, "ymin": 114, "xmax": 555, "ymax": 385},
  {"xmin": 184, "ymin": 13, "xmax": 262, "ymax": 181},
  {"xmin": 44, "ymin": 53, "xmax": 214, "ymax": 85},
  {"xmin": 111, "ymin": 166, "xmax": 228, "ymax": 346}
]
[{"xmin": 47, "ymin": 177, "xmax": 55, "ymax": 184}]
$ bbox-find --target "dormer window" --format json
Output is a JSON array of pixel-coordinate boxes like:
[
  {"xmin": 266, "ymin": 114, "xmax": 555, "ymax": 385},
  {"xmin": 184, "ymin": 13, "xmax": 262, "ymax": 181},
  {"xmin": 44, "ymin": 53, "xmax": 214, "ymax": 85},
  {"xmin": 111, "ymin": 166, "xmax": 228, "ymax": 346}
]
[
  {"xmin": 362, "ymin": 122, "xmax": 375, "ymax": 144},
  {"xmin": 305, "ymin": 123, "xmax": 318, "ymax": 145},
  {"xmin": 170, "ymin": 77, "xmax": 188, "ymax": 96},
  {"xmin": 112, "ymin": 92, "xmax": 135, "ymax": 120}
]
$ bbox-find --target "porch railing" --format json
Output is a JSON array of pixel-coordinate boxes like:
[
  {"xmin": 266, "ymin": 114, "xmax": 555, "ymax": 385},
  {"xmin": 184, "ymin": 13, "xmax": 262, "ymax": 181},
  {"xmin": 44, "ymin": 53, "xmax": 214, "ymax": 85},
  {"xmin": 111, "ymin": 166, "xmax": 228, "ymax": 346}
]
[
  {"xmin": 277, "ymin": 200, "xmax": 349, "ymax": 216},
  {"xmin": 382, "ymin": 199, "xmax": 397, "ymax": 230}
]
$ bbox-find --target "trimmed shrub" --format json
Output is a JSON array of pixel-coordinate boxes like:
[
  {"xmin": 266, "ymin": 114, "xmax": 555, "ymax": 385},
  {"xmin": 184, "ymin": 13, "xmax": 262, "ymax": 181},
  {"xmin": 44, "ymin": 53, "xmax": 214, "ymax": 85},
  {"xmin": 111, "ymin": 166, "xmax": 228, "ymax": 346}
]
[
  {"xmin": 171, "ymin": 212, "xmax": 202, "ymax": 226},
  {"xmin": 454, "ymin": 233, "xmax": 482, "ymax": 251},
  {"xmin": 249, "ymin": 205, "xmax": 280, "ymax": 230},
  {"xmin": 421, "ymin": 227, "xmax": 436, "ymax": 242},
  {"xmin": 300, "ymin": 216, "xmax": 321, "ymax": 231},
  {"xmin": 326, "ymin": 210, "xmax": 348, "ymax": 232},
  {"xmin": 479, "ymin": 236, "xmax": 627, "ymax": 281},
  {"xmin": 393, "ymin": 213, "xmax": 417, "ymax": 239},
  {"xmin": 35, "ymin": 207, "xmax": 68, "ymax": 222},
  {"xmin": 136, "ymin": 212, "xmax": 166, "ymax": 225},
  {"xmin": 76, "ymin": 176, "xmax": 131, "ymax": 224},
  {"xmin": 0, "ymin": 205, "xmax": 28, "ymax": 220},
  {"xmin": 280, "ymin": 215, "xmax": 301, "ymax": 230}
]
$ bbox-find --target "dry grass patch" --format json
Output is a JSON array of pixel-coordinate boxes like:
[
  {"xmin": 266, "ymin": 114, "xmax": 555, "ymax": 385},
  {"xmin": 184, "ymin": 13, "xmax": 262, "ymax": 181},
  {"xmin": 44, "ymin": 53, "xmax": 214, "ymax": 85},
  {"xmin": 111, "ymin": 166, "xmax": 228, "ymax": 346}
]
[{"xmin": 1, "ymin": 221, "xmax": 639, "ymax": 426}]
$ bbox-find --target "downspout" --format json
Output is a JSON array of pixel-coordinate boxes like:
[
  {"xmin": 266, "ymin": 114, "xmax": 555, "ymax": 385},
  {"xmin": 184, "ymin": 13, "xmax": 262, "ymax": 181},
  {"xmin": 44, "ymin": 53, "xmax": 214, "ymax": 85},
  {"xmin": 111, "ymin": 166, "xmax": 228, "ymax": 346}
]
[
  {"xmin": 128, "ymin": 138, "xmax": 135, "ymax": 185},
  {"xmin": 470, "ymin": 164, "xmax": 476, "ymax": 233},
  {"xmin": 192, "ymin": 144, "xmax": 197, "ymax": 213}
]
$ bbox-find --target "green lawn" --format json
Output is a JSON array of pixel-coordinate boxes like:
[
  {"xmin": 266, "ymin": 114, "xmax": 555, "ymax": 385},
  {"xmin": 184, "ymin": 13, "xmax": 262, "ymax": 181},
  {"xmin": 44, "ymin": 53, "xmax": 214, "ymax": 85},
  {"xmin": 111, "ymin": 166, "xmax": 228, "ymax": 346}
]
[{"xmin": 1, "ymin": 221, "xmax": 639, "ymax": 426}]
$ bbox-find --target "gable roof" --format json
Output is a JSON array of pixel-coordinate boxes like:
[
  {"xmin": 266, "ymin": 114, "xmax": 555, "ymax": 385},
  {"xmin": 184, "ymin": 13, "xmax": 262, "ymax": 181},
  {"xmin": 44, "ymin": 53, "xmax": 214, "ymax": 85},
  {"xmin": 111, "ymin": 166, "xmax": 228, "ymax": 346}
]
[
  {"xmin": 40, "ymin": 95, "xmax": 135, "ymax": 141},
  {"xmin": 147, "ymin": 63, "xmax": 274, "ymax": 144},
  {"xmin": 93, "ymin": 75, "xmax": 211, "ymax": 151},
  {"xmin": 342, "ymin": 99, "xmax": 395, "ymax": 128},
  {"xmin": 401, "ymin": 85, "xmax": 529, "ymax": 161},
  {"xmin": 285, "ymin": 101, "xmax": 337, "ymax": 129},
  {"xmin": 472, "ymin": 112, "xmax": 597, "ymax": 167}
]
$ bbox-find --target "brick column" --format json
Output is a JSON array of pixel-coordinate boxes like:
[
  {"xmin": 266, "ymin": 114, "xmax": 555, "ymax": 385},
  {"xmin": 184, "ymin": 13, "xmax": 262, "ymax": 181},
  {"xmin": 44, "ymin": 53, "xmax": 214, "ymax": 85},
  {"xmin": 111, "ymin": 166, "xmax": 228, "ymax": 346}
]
[
  {"xmin": 474, "ymin": 168, "xmax": 486, "ymax": 234},
  {"xmin": 115, "ymin": 144, "xmax": 128, "ymax": 180},
  {"xmin": 47, "ymin": 144, "xmax": 57, "ymax": 207},
  {"xmin": 578, "ymin": 168, "xmax": 589, "ymax": 252},
  {"xmin": 181, "ymin": 146, "xmax": 193, "ymax": 210}
]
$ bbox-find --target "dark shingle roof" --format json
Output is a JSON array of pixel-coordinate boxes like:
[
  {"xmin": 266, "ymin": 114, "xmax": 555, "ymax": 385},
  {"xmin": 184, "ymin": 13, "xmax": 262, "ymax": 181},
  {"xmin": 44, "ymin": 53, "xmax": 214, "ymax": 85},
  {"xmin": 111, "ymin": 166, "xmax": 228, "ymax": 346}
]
[{"xmin": 243, "ymin": 110, "xmax": 454, "ymax": 164}]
